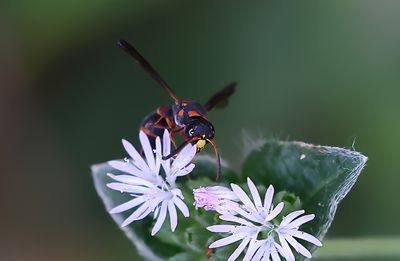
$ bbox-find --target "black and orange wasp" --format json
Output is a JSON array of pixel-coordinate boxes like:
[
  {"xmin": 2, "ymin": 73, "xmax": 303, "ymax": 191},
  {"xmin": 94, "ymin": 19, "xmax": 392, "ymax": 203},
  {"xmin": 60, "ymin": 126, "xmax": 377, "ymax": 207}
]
[{"xmin": 117, "ymin": 39, "xmax": 236, "ymax": 178}]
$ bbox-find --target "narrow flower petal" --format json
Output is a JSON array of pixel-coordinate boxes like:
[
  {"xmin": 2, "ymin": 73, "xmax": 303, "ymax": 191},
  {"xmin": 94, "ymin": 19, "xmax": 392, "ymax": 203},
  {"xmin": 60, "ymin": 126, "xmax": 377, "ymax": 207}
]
[
  {"xmin": 243, "ymin": 238, "xmax": 262, "ymax": 261},
  {"xmin": 154, "ymin": 136, "xmax": 162, "ymax": 175},
  {"xmin": 219, "ymin": 214, "xmax": 256, "ymax": 227},
  {"xmin": 135, "ymin": 206, "xmax": 154, "ymax": 220},
  {"xmin": 172, "ymin": 144, "xmax": 197, "ymax": 171},
  {"xmin": 280, "ymin": 210, "xmax": 305, "ymax": 226},
  {"xmin": 161, "ymin": 130, "xmax": 171, "ymax": 174},
  {"xmin": 207, "ymin": 225, "xmax": 236, "ymax": 233},
  {"xmin": 288, "ymin": 230, "xmax": 322, "ymax": 246},
  {"xmin": 285, "ymin": 214, "xmax": 315, "ymax": 229},
  {"xmin": 252, "ymin": 243, "xmax": 268, "ymax": 261},
  {"xmin": 151, "ymin": 201, "xmax": 168, "ymax": 235},
  {"xmin": 109, "ymin": 196, "xmax": 146, "ymax": 214},
  {"xmin": 209, "ymin": 233, "xmax": 247, "ymax": 248},
  {"xmin": 107, "ymin": 173, "xmax": 155, "ymax": 188},
  {"xmin": 265, "ymin": 202, "xmax": 284, "ymax": 221},
  {"xmin": 278, "ymin": 234, "xmax": 294, "ymax": 261},
  {"xmin": 284, "ymin": 234, "xmax": 312, "ymax": 258},
  {"xmin": 121, "ymin": 139, "xmax": 150, "ymax": 172},
  {"xmin": 175, "ymin": 163, "xmax": 195, "ymax": 176},
  {"xmin": 139, "ymin": 131, "xmax": 156, "ymax": 171},
  {"xmin": 228, "ymin": 237, "xmax": 250, "ymax": 261},
  {"xmin": 108, "ymin": 160, "xmax": 146, "ymax": 177},
  {"xmin": 121, "ymin": 202, "xmax": 150, "ymax": 227},
  {"xmin": 106, "ymin": 183, "xmax": 151, "ymax": 194},
  {"xmin": 231, "ymin": 183, "xmax": 256, "ymax": 211},
  {"xmin": 263, "ymin": 185, "xmax": 274, "ymax": 211},
  {"xmin": 168, "ymin": 200, "xmax": 178, "ymax": 231},
  {"xmin": 230, "ymin": 204, "xmax": 263, "ymax": 224},
  {"xmin": 270, "ymin": 243, "xmax": 282, "ymax": 261},
  {"xmin": 247, "ymin": 178, "xmax": 263, "ymax": 210},
  {"xmin": 173, "ymin": 196, "xmax": 189, "ymax": 217}
]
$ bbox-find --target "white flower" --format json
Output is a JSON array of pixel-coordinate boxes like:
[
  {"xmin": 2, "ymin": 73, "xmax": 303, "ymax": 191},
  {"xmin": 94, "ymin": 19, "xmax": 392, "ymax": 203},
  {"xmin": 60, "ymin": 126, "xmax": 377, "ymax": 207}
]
[
  {"xmin": 275, "ymin": 210, "xmax": 322, "ymax": 260},
  {"xmin": 107, "ymin": 130, "xmax": 196, "ymax": 235},
  {"xmin": 199, "ymin": 178, "xmax": 322, "ymax": 261}
]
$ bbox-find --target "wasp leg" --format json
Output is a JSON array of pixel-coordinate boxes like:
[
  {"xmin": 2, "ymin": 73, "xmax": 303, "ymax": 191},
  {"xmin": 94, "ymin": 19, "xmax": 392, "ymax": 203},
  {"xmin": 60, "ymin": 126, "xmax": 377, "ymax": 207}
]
[
  {"xmin": 169, "ymin": 127, "xmax": 184, "ymax": 149},
  {"xmin": 140, "ymin": 126, "xmax": 159, "ymax": 139}
]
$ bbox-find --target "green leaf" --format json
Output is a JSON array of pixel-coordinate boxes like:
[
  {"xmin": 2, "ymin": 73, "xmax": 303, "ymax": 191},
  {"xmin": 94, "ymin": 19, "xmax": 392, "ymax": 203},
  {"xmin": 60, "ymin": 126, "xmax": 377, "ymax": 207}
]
[{"xmin": 242, "ymin": 140, "xmax": 367, "ymax": 256}]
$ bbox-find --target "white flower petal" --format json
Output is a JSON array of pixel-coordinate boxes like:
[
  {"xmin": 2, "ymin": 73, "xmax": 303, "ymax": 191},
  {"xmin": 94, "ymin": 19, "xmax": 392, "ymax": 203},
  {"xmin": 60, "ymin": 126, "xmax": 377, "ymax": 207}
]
[
  {"xmin": 121, "ymin": 139, "xmax": 150, "ymax": 172},
  {"xmin": 168, "ymin": 200, "xmax": 178, "ymax": 232},
  {"xmin": 230, "ymin": 204, "xmax": 263, "ymax": 224},
  {"xmin": 219, "ymin": 214, "xmax": 256, "ymax": 227},
  {"xmin": 265, "ymin": 202, "xmax": 284, "ymax": 221},
  {"xmin": 162, "ymin": 130, "xmax": 171, "ymax": 174},
  {"xmin": 173, "ymin": 196, "xmax": 189, "ymax": 217},
  {"xmin": 263, "ymin": 185, "xmax": 274, "ymax": 211},
  {"xmin": 209, "ymin": 233, "xmax": 247, "ymax": 248},
  {"xmin": 207, "ymin": 225, "xmax": 236, "ymax": 233},
  {"xmin": 107, "ymin": 173, "xmax": 155, "ymax": 188},
  {"xmin": 228, "ymin": 237, "xmax": 250, "ymax": 261},
  {"xmin": 281, "ymin": 210, "xmax": 305, "ymax": 226},
  {"xmin": 139, "ymin": 131, "xmax": 156, "ymax": 171},
  {"xmin": 278, "ymin": 234, "xmax": 294, "ymax": 261},
  {"xmin": 155, "ymin": 136, "xmax": 162, "ymax": 175},
  {"xmin": 151, "ymin": 201, "xmax": 168, "ymax": 235},
  {"xmin": 284, "ymin": 234, "xmax": 312, "ymax": 258},
  {"xmin": 252, "ymin": 243, "xmax": 267, "ymax": 261},
  {"xmin": 106, "ymin": 182, "xmax": 151, "ymax": 194},
  {"xmin": 231, "ymin": 183, "xmax": 256, "ymax": 211},
  {"xmin": 135, "ymin": 206, "xmax": 154, "ymax": 220},
  {"xmin": 273, "ymin": 242, "xmax": 286, "ymax": 259},
  {"xmin": 109, "ymin": 196, "xmax": 146, "ymax": 214},
  {"xmin": 108, "ymin": 160, "xmax": 150, "ymax": 180},
  {"xmin": 283, "ymin": 234, "xmax": 299, "ymax": 252},
  {"xmin": 288, "ymin": 230, "xmax": 322, "ymax": 246},
  {"xmin": 162, "ymin": 130, "xmax": 171, "ymax": 156},
  {"xmin": 243, "ymin": 238, "xmax": 262, "ymax": 261},
  {"xmin": 247, "ymin": 178, "xmax": 262, "ymax": 210},
  {"xmin": 285, "ymin": 214, "xmax": 315, "ymax": 229},
  {"xmin": 270, "ymin": 243, "xmax": 281, "ymax": 261},
  {"xmin": 175, "ymin": 163, "xmax": 195, "ymax": 177},
  {"xmin": 172, "ymin": 144, "xmax": 196, "ymax": 170},
  {"xmin": 121, "ymin": 202, "xmax": 150, "ymax": 227}
]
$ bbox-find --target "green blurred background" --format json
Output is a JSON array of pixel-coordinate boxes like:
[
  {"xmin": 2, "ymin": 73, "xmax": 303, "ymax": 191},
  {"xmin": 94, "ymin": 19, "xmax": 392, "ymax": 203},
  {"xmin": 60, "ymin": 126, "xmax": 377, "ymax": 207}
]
[{"xmin": 1, "ymin": 1, "xmax": 399, "ymax": 260}]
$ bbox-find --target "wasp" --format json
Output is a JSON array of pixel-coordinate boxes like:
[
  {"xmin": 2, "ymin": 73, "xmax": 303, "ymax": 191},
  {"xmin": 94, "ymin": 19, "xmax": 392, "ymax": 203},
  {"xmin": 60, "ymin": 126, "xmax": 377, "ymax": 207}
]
[{"xmin": 117, "ymin": 39, "xmax": 236, "ymax": 178}]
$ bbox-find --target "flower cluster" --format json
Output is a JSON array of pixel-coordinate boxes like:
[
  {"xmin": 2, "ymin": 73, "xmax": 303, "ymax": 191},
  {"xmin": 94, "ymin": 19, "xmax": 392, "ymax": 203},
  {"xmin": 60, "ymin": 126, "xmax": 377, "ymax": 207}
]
[
  {"xmin": 106, "ymin": 130, "xmax": 322, "ymax": 260},
  {"xmin": 107, "ymin": 130, "xmax": 196, "ymax": 235},
  {"xmin": 194, "ymin": 178, "xmax": 322, "ymax": 261}
]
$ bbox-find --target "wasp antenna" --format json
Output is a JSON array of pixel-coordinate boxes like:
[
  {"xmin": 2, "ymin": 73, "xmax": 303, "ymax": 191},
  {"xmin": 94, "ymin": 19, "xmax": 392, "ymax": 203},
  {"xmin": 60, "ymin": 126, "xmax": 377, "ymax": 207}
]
[
  {"xmin": 162, "ymin": 138, "xmax": 195, "ymax": 160},
  {"xmin": 207, "ymin": 139, "xmax": 221, "ymax": 180},
  {"xmin": 117, "ymin": 39, "xmax": 180, "ymax": 104}
]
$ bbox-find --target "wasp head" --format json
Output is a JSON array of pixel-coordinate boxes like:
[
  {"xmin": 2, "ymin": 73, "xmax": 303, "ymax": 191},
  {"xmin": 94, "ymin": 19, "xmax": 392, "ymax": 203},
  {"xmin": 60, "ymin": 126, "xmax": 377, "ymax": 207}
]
[{"xmin": 185, "ymin": 117, "xmax": 215, "ymax": 151}]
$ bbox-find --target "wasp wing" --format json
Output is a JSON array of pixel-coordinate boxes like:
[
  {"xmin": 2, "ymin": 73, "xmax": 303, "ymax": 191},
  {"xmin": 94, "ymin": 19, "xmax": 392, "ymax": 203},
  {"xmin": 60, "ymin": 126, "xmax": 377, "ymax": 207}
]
[
  {"xmin": 117, "ymin": 39, "xmax": 180, "ymax": 103},
  {"xmin": 204, "ymin": 82, "xmax": 237, "ymax": 111}
]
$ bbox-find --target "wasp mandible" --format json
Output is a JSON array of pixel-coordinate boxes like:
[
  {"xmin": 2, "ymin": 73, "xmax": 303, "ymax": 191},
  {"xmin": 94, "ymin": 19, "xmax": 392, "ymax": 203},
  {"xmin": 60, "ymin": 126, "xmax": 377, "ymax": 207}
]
[{"xmin": 117, "ymin": 39, "xmax": 236, "ymax": 178}]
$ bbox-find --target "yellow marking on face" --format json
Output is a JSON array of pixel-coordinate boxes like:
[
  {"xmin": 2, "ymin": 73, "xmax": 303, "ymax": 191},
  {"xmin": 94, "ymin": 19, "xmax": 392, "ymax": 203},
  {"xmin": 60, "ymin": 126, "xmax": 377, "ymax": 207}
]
[{"xmin": 196, "ymin": 139, "xmax": 207, "ymax": 151}]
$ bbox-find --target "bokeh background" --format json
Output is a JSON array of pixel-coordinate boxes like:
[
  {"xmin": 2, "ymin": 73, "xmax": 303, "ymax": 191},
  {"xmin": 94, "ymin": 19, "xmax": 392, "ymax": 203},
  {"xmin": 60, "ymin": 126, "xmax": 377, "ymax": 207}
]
[{"xmin": 1, "ymin": 1, "xmax": 399, "ymax": 260}]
